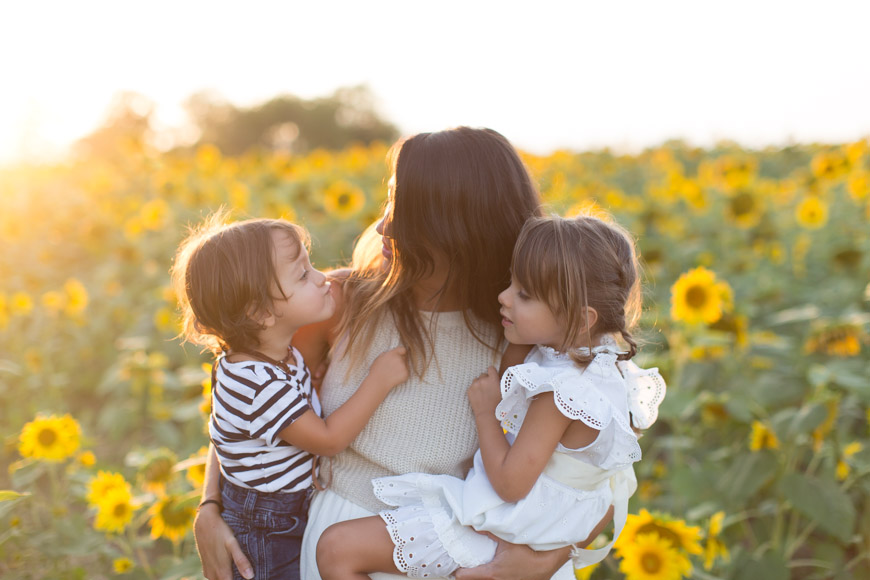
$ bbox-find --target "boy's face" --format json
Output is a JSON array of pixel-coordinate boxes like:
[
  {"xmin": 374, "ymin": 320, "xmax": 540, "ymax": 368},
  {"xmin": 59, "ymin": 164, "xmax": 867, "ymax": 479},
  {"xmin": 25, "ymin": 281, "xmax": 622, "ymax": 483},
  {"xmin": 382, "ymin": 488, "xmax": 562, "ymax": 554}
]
[{"xmin": 269, "ymin": 229, "xmax": 335, "ymax": 336}]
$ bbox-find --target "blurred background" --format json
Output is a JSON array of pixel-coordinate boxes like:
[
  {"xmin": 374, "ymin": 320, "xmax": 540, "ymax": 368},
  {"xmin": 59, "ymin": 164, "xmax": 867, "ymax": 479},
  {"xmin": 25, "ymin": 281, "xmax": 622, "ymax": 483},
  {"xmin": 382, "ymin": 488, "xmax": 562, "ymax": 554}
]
[{"xmin": 1, "ymin": 2, "xmax": 869, "ymax": 579}]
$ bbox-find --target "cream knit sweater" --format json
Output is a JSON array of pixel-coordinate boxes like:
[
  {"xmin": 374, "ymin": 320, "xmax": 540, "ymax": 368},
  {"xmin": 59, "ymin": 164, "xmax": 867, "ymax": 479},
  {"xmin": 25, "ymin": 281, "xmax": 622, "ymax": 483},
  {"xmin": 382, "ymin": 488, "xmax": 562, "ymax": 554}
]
[{"xmin": 319, "ymin": 310, "xmax": 501, "ymax": 513}]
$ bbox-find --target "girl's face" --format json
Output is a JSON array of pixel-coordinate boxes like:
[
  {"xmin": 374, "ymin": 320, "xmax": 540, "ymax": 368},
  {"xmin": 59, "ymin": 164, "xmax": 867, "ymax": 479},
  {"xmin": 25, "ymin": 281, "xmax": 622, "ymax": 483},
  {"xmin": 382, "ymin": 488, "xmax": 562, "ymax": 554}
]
[
  {"xmin": 498, "ymin": 278, "xmax": 565, "ymax": 349},
  {"xmin": 268, "ymin": 229, "xmax": 334, "ymax": 334}
]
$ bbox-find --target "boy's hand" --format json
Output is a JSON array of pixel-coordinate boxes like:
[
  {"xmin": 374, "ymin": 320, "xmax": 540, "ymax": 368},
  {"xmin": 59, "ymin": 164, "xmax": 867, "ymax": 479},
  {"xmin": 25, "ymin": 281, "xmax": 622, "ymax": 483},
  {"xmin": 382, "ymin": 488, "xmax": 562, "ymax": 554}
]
[
  {"xmin": 468, "ymin": 366, "xmax": 501, "ymax": 418},
  {"xmin": 369, "ymin": 346, "xmax": 409, "ymax": 388}
]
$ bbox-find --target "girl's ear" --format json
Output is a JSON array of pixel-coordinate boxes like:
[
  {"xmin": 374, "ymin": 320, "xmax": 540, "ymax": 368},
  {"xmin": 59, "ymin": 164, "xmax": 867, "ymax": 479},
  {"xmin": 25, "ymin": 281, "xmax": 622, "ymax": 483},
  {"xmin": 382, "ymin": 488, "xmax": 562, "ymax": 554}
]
[
  {"xmin": 584, "ymin": 307, "xmax": 599, "ymax": 333},
  {"xmin": 249, "ymin": 304, "xmax": 276, "ymax": 328}
]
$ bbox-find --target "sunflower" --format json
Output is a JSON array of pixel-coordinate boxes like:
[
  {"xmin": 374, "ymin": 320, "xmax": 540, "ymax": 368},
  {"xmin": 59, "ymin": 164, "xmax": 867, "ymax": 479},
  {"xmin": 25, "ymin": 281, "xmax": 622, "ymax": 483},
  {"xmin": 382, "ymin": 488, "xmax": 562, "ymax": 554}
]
[
  {"xmin": 18, "ymin": 414, "xmax": 81, "ymax": 462},
  {"xmin": 847, "ymin": 170, "xmax": 869, "ymax": 201},
  {"xmin": 749, "ymin": 420, "xmax": 780, "ymax": 451},
  {"xmin": 149, "ymin": 494, "xmax": 195, "ymax": 542},
  {"xmin": 670, "ymin": 267, "xmax": 732, "ymax": 325},
  {"xmin": 63, "ymin": 278, "xmax": 89, "ymax": 317},
  {"xmin": 137, "ymin": 448, "xmax": 178, "ymax": 493},
  {"xmin": 87, "ymin": 471, "xmax": 131, "ymax": 506},
  {"xmin": 41, "ymin": 290, "xmax": 67, "ymax": 314},
  {"xmin": 804, "ymin": 324, "xmax": 864, "ymax": 357},
  {"xmin": 94, "ymin": 487, "xmax": 137, "ymax": 534},
  {"xmin": 0, "ymin": 293, "xmax": 8, "ymax": 329},
  {"xmin": 837, "ymin": 441, "xmax": 864, "ymax": 480},
  {"xmin": 10, "ymin": 292, "xmax": 33, "ymax": 316},
  {"xmin": 795, "ymin": 196, "xmax": 828, "ymax": 229},
  {"xmin": 113, "ymin": 557, "xmax": 134, "ymax": 574},
  {"xmin": 725, "ymin": 189, "xmax": 763, "ymax": 228},
  {"xmin": 811, "ymin": 150, "xmax": 850, "ymax": 181},
  {"xmin": 616, "ymin": 509, "xmax": 702, "ymax": 556},
  {"xmin": 183, "ymin": 447, "xmax": 208, "ymax": 488},
  {"xmin": 618, "ymin": 533, "xmax": 692, "ymax": 580},
  {"xmin": 322, "ymin": 181, "xmax": 366, "ymax": 219},
  {"xmin": 573, "ymin": 562, "xmax": 599, "ymax": 580},
  {"xmin": 702, "ymin": 512, "xmax": 730, "ymax": 570}
]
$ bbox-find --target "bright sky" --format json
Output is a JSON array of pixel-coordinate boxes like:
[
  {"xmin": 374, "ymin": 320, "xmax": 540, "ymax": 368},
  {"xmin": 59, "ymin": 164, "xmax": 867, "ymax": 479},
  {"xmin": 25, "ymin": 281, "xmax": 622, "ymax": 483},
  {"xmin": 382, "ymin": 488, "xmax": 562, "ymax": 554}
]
[{"xmin": 2, "ymin": 0, "xmax": 869, "ymax": 164}]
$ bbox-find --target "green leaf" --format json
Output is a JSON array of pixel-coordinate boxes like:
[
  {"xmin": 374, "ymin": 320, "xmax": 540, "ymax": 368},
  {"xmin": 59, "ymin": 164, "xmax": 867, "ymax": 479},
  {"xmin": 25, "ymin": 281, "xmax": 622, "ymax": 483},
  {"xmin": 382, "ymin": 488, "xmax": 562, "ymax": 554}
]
[
  {"xmin": 0, "ymin": 490, "xmax": 30, "ymax": 502},
  {"xmin": 739, "ymin": 551, "xmax": 789, "ymax": 580},
  {"xmin": 719, "ymin": 451, "xmax": 779, "ymax": 502},
  {"xmin": 779, "ymin": 473, "xmax": 855, "ymax": 543},
  {"xmin": 787, "ymin": 403, "xmax": 829, "ymax": 437}
]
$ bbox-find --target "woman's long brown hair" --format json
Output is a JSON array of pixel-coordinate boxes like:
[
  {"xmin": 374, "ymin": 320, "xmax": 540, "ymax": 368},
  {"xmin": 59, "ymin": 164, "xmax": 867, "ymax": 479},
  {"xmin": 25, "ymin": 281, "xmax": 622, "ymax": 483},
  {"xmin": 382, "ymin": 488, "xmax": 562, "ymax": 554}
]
[{"xmin": 337, "ymin": 127, "xmax": 542, "ymax": 376}]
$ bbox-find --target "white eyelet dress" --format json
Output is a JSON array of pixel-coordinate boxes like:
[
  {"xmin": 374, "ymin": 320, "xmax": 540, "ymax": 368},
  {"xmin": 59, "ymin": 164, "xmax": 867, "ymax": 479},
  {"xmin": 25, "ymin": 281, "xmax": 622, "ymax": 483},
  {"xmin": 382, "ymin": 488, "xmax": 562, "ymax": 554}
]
[{"xmin": 373, "ymin": 340, "xmax": 666, "ymax": 578}]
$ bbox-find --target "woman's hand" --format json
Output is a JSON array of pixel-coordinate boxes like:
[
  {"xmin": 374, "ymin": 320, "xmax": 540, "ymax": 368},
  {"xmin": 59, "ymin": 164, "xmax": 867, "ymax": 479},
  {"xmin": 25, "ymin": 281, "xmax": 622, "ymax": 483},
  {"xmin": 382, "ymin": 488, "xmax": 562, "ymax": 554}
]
[
  {"xmin": 454, "ymin": 536, "xmax": 569, "ymax": 580},
  {"xmin": 193, "ymin": 504, "xmax": 253, "ymax": 580},
  {"xmin": 454, "ymin": 505, "xmax": 614, "ymax": 580},
  {"xmin": 467, "ymin": 366, "xmax": 502, "ymax": 418}
]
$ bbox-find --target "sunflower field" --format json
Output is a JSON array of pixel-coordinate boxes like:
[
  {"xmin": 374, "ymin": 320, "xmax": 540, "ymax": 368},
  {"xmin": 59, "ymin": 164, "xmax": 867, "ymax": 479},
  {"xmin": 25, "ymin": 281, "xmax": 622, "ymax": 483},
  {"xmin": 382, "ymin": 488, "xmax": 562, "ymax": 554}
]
[{"xmin": 1, "ymin": 136, "xmax": 868, "ymax": 580}]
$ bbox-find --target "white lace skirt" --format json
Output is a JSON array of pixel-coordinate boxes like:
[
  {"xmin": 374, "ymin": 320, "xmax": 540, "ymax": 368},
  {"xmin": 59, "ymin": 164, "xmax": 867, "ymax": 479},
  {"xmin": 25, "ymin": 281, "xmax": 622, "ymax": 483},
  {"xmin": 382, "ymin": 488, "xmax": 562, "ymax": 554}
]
[{"xmin": 301, "ymin": 488, "xmax": 444, "ymax": 580}]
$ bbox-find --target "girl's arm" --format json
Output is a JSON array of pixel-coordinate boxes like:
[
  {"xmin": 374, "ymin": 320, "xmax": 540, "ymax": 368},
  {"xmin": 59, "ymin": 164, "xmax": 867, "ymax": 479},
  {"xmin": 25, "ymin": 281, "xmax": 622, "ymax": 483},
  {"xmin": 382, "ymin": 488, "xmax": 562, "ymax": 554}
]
[
  {"xmin": 467, "ymin": 368, "xmax": 599, "ymax": 502},
  {"xmin": 193, "ymin": 444, "xmax": 254, "ymax": 580},
  {"xmin": 277, "ymin": 345, "xmax": 408, "ymax": 456}
]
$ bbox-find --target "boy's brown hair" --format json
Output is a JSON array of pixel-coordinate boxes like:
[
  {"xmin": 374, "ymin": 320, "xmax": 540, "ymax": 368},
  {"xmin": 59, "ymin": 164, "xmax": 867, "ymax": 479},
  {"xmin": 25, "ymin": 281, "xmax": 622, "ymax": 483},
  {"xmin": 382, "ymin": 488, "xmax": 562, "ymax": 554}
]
[{"xmin": 171, "ymin": 212, "xmax": 309, "ymax": 355}]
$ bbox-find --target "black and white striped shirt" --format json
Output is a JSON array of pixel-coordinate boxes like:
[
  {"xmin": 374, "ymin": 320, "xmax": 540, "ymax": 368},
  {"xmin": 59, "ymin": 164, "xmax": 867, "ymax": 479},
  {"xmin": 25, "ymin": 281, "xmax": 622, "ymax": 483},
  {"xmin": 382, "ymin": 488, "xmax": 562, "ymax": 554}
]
[{"xmin": 209, "ymin": 346, "xmax": 321, "ymax": 493}]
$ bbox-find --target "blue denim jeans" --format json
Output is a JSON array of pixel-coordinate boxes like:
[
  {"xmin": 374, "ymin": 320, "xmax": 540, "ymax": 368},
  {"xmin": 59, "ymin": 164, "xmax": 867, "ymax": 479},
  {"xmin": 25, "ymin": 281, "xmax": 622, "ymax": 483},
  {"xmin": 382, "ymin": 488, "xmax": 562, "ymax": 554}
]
[{"xmin": 220, "ymin": 477, "xmax": 311, "ymax": 580}]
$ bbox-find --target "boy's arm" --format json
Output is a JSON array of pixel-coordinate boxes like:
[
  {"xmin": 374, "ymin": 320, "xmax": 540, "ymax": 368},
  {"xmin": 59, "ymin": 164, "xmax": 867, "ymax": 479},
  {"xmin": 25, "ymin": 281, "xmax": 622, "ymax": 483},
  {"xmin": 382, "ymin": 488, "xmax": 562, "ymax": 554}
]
[{"xmin": 278, "ymin": 346, "xmax": 408, "ymax": 456}]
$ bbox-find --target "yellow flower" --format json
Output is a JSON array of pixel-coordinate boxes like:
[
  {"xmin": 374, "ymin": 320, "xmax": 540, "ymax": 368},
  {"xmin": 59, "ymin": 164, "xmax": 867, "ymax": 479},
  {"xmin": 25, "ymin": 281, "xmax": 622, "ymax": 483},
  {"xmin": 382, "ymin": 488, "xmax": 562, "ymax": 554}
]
[
  {"xmin": 196, "ymin": 143, "xmax": 222, "ymax": 175},
  {"xmin": 670, "ymin": 267, "xmax": 732, "ymax": 325},
  {"xmin": 838, "ymin": 441, "xmax": 864, "ymax": 480},
  {"xmin": 804, "ymin": 324, "xmax": 864, "ymax": 357},
  {"xmin": 64, "ymin": 279, "xmax": 89, "ymax": 316},
  {"xmin": 87, "ymin": 471, "xmax": 131, "ymax": 506},
  {"xmin": 149, "ymin": 494, "xmax": 195, "ymax": 542},
  {"xmin": 323, "ymin": 181, "xmax": 366, "ymax": 219},
  {"xmin": 113, "ymin": 557, "xmax": 134, "ymax": 574},
  {"xmin": 10, "ymin": 292, "xmax": 33, "ymax": 316},
  {"xmin": 138, "ymin": 448, "xmax": 178, "ymax": 493},
  {"xmin": 77, "ymin": 451, "xmax": 96, "ymax": 467},
  {"xmin": 749, "ymin": 420, "xmax": 780, "ymax": 451},
  {"xmin": 811, "ymin": 150, "xmax": 850, "ymax": 181},
  {"xmin": 18, "ymin": 414, "xmax": 81, "ymax": 462},
  {"xmin": 725, "ymin": 189, "xmax": 763, "ymax": 228},
  {"xmin": 847, "ymin": 170, "xmax": 869, "ymax": 201},
  {"xmin": 140, "ymin": 198, "xmax": 171, "ymax": 231},
  {"xmin": 41, "ymin": 290, "xmax": 67, "ymax": 314},
  {"xmin": 618, "ymin": 533, "xmax": 692, "ymax": 580},
  {"xmin": 94, "ymin": 487, "xmax": 136, "ymax": 534},
  {"xmin": 795, "ymin": 196, "xmax": 828, "ymax": 229},
  {"xmin": 574, "ymin": 562, "xmax": 599, "ymax": 580},
  {"xmin": 228, "ymin": 181, "xmax": 250, "ymax": 210},
  {"xmin": 185, "ymin": 447, "xmax": 209, "ymax": 489},
  {"xmin": 616, "ymin": 509, "xmax": 703, "ymax": 556},
  {"xmin": 702, "ymin": 511, "xmax": 729, "ymax": 570},
  {"xmin": 0, "ymin": 293, "xmax": 8, "ymax": 329}
]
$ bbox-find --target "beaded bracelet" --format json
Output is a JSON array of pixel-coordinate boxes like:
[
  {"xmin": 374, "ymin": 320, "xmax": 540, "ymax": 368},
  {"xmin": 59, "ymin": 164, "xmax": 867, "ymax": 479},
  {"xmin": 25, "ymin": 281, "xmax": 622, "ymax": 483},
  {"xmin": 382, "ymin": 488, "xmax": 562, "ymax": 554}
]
[{"xmin": 197, "ymin": 499, "xmax": 223, "ymax": 512}]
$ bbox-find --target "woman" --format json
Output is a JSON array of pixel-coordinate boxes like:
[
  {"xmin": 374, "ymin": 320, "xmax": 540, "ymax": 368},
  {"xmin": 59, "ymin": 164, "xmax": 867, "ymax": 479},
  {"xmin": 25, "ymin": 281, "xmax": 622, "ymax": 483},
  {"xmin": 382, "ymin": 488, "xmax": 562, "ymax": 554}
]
[{"xmin": 194, "ymin": 127, "xmax": 611, "ymax": 580}]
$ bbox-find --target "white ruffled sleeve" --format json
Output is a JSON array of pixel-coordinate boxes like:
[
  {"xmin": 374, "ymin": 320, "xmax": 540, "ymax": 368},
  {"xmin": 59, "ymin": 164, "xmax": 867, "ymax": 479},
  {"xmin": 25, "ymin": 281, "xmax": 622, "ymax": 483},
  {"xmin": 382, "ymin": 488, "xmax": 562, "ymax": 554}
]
[
  {"xmin": 495, "ymin": 359, "xmax": 618, "ymax": 435},
  {"xmin": 617, "ymin": 359, "xmax": 667, "ymax": 429}
]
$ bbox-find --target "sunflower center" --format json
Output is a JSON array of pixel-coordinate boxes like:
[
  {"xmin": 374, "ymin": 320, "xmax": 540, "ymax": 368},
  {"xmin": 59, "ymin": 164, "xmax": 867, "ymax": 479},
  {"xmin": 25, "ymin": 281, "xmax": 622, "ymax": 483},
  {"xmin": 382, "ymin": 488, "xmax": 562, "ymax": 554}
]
[
  {"xmin": 37, "ymin": 428, "xmax": 58, "ymax": 447},
  {"xmin": 685, "ymin": 285, "xmax": 708, "ymax": 309},
  {"xmin": 160, "ymin": 501, "xmax": 192, "ymax": 527},
  {"xmin": 337, "ymin": 193, "xmax": 351, "ymax": 208},
  {"xmin": 641, "ymin": 552, "xmax": 662, "ymax": 573},
  {"xmin": 113, "ymin": 502, "xmax": 130, "ymax": 518},
  {"xmin": 731, "ymin": 192, "xmax": 755, "ymax": 216},
  {"xmin": 637, "ymin": 524, "xmax": 682, "ymax": 549}
]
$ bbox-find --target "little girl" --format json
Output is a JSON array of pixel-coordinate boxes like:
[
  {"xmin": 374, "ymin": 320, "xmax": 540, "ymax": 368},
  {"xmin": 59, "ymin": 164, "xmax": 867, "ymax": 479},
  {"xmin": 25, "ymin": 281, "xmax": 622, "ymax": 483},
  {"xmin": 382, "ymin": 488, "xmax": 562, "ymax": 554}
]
[
  {"xmin": 315, "ymin": 214, "xmax": 666, "ymax": 579},
  {"xmin": 172, "ymin": 215, "xmax": 409, "ymax": 580}
]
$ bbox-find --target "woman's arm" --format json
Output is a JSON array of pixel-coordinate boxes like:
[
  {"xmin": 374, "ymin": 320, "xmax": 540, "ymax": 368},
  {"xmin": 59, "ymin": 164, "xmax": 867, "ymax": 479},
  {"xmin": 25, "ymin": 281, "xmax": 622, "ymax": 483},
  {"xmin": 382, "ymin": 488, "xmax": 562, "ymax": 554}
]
[
  {"xmin": 454, "ymin": 506, "xmax": 614, "ymax": 580},
  {"xmin": 193, "ymin": 444, "xmax": 253, "ymax": 580}
]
